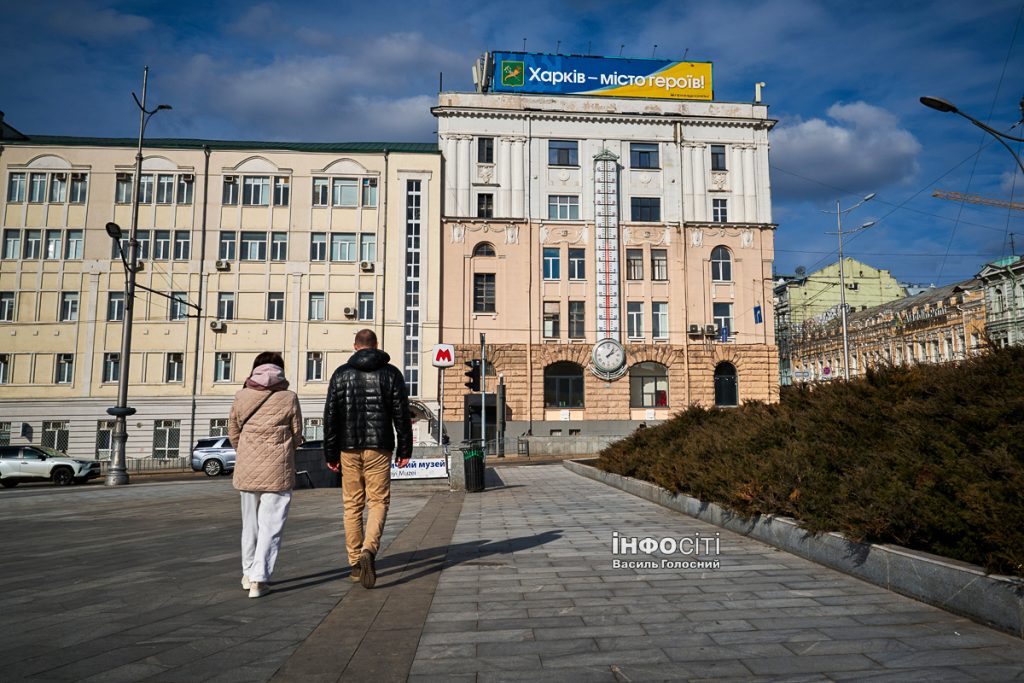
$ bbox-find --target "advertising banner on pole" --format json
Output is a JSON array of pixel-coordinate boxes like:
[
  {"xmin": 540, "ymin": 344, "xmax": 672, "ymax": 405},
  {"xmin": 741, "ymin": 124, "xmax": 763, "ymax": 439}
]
[{"xmin": 490, "ymin": 52, "xmax": 712, "ymax": 101}]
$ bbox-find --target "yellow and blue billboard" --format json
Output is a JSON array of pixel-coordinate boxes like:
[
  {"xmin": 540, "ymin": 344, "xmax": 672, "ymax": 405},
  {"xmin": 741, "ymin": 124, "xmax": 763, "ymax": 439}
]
[{"xmin": 490, "ymin": 52, "xmax": 713, "ymax": 101}]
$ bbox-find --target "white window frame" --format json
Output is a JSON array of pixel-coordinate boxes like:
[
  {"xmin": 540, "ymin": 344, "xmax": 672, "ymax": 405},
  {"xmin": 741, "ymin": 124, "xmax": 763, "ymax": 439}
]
[
  {"xmin": 214, "ymin": 352, "xmax": 233, "ymax": 382},
  {"xmin": 627, "ymin": 302, "xmax": 644, "ymax": 339}
]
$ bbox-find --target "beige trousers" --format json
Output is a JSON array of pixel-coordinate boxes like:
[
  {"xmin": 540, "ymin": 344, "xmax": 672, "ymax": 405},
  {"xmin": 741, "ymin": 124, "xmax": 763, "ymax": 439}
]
[{"xmin": 341, "ymin": 448, "xmax": 392, "ymax": 567}]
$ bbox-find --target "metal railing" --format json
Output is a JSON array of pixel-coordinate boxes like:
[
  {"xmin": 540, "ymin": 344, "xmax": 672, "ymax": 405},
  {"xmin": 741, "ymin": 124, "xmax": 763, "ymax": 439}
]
[{"xmin": 98, "ymin": 456, "xmax": 191, "ymax": 474}]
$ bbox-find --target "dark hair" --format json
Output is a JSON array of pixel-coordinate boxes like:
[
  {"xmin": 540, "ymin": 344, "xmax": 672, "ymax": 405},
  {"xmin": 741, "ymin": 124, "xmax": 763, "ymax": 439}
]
[
  {"xmin": 253, "ymin": 352, "xmax": 284, "ymax": 370},
  {"xmin": 354, "ymin": 329, "xmax": 378, "ymax": 349}
]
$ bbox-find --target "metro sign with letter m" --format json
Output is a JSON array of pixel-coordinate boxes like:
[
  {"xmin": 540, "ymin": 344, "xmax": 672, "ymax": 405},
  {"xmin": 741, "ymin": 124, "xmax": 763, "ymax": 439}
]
[{"xmin": 431, "ymin": 344, "xmax": 456, "ymax": 368}]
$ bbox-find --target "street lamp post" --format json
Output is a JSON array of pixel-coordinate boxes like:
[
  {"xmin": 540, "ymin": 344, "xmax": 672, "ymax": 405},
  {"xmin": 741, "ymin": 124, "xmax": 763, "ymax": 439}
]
[
  {"xmin": 105, "ymin": 66, "xmax": 171, "ymax": 486},
  {"xmin": 824, "ymin": 195, "xmax": 876, "ymax": 380},
  {"xmin": 920, "ymin": 95, "xmax": 1024, "ymax": 177}
]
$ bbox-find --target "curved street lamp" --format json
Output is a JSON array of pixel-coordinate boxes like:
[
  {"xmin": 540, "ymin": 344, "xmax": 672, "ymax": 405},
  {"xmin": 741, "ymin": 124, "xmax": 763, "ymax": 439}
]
[
  {"xmin": 920, "ymin": 95, "xmax": 1024, "ymax": 177},
  {"xmin": 106, "ymin": 66, "xmax": 171, "ymax": 486}
]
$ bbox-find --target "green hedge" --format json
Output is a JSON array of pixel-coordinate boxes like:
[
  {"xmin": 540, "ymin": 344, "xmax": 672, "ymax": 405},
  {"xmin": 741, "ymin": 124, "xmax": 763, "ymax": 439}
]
[{"xmin": 598, "ymin": 347, "xmax": 1024, "ymax": 576}]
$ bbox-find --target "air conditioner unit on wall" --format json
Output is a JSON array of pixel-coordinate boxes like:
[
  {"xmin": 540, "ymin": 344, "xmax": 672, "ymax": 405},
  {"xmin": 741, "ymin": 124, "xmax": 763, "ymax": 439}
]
[
  {"xmin": 343, "ymin": 306, "xmax": 357, "ymax": 318},
  {"xmin": 210, "ymin": 320, "xmax": 226, "ymax": 332},
  {"xmin": 704, "ymin": 324, "xmax": 717, "ymax": 336},
  {"xmin": 359, "ymin": 260, "xmax": 374, "ymax": 272},
  {"xmin": 224, "ymin": 175, "xmax": 237, "ymax": 183},
  {"xmin": 71, "ymin": 172, "xmax": 86, "ymax": 181},
  {"xmin": 687, "ymin": 324, "xmax": 701, "ymax": 335},
  {"xmin": 116, "ymin": 172, "xmax": 131, "ymax": 181},
  {"xmin": 181, "ymin": 173, "xmax": 194, "ymax": 182},
  {"xmin": 214, "ymin": 259, "xmax": 231, "ymax": 271}
]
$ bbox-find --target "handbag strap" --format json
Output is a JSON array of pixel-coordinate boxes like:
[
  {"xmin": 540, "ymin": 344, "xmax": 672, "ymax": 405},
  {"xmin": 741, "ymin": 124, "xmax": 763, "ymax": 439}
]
[{"xmin": 239, "ymin": 391, "xmax": 274, "ymax": 431}]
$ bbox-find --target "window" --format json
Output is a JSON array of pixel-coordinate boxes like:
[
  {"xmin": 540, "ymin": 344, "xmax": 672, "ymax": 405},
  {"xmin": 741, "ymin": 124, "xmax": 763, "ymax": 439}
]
[
  {"xmin": 42, "ymin": 420, "xmax": 70, "ymax": 452},
  {"xmin": 29, "ymin": 173, "xmax": 47, "ymax": 203},
  {"xmin": 568, "ymin": 248, "xmax": 585, "ymax": 280},
  {"xmin": 711, "ymin": 144, "xmax": 727, "ymax": 171},
  {"xmin": 358, "ymin": 292, "xmax": 374, "ymax": 321},
  {"xmin": 55, "ymin": 354, "xmax": 74, "ymax": 384},
  {"xmin": 223, "ymin": 176, "xmax": 238, "ymax": 205},
  {"xmin": 214, "ymin": 352, "xmax": 232, "ymax": 382},
  {"xmin": 64, "ymin": 230, "xmax": 83, "ymax": 259},
  {"xmin": 306, "ymin": 352, "xmax": 324, "ymax": 381},
  {"xmin": 711, "ymin": 246, "xmax": 732, "ymax": 282},
  {"xmin": 332, "ymin": 178, "xmax": 358, "ymax": 207},
  {"xmin": 7, "ymin": 173, "xmax": 26, "ymax": 202},
  {"xmin": 714, "ymin": 362, "xmax": 738, "ymax": 407},
  {"xmin": 651, "ymin": 249, "xmax": 668, "ymax": 281},
  {"xmin": 310, "ymin": 233, "xmax": 327, "ymax": 261},
  {"xmin": 713, "ymin": 302, "xmax": 733, "ymax": 338},
  {"xmin": 569, "ymin": 301, "xmax": 585, "ymax": 339},
  {"xmin": 312, "ymin": 178, "xmax": 329, "ymax": 206},
  {"xmin": 712, "ymin": 198, "xmax": 728, "ymax": 223},
  {"xmin": 95, "ymin": 420, "xmax": 115, "ymax": 459},
  {"xmin": 49, "ymin": 174, "xmax": 67, "ymax": 203},
  {"xmin": 209, "ymin": 418, "xmax": 229, "ymax": 437},
  {"xmin": 218, "ymin": 232, "xmax": 236, "ymax": 260},
  {"xmin": 153, "ymin": 230, "xmax": 171, "ymax": 260},
  {"xmin": 362, "ymin": 178, "xmax": 377, "ymax": 207},
  {"xmin": 22, "ymin": 230, "xmax": 40, "ymax": 259},
  {"xmin": 107, "ymin": 292, "xmax": 124, "ymax": 321},
  {"xmin": 273, "ymin": 176, "xmax": 290, "ymax": 206},
  {"xmin": 0, "ymin": 292, "xmax": 13, "ymax": 322},
  {"xmin": 60, "ymin": 292, "xmax": 79, "ymax": 322},
  {"xmin": 3, "ymin": 230, "xmax": 21, "ymax": 259},
  {"xmin": 477, "ymin": 193, "xmax": 494, "ymax": 218},
  {"xmin": 626, "ymin": 249, "xmax": 644, "ymax": 280},
  {"xmin": 543, "ymin": 247, "xmax": 560, "ymax": 280},
  {"xmin": 404, "ymin": 180, "xmax": 423, "ymax": 398},
  {"xmin": 103, "ymin": 352, "xmax": 121, "ymax": 383},
  {"xmin": 137, "ymin": 174, "xmax": 154, "ymax": 203},
  {"xmin": 478, "ymin": 137, "xmax": 495, "ymax": 164},
  {"xmin": 266, "ymin": 292, "xmax": 285, "ymax": 321},
  {"xmin": 116, "ymin": 174, "xmax": 133, "ymax": 204},
  {"xmin": 135, "ymin": 230, "xmax": 151, "ymax": 260},
  {"xmin": 152, "ymin": 419, "xmax": 180, "ymax": 458},
  {"xmin": 173, "ymin": 231, "xmax": 191, "ymax": 260},
  {"xmin": 217, "ymin": 293, "xmax": 235, "ymax": 320},
  {"xmin": 69, "ymin": 174, "xmax": 88, "ymax": 203},
  {"xmin": 45, "ymin": 230, "xmax": 62, "ymax": 260},
  {"xmin": 544, "ymin": 361, "xmax": 584, "ymax": 408},
  {"xmin": 243, "ymin": 176, "xmax": 270, "ymax": 206},
  {"xmin": 631, "ymin": 197, "xmax": 660, "ymax": 222},
  {"xmin": 473, "ymin": 242, "xmax": 496, "ymax": 257},
  {"xmin": 653, "ymin": 302, "xmax": 668, "ymax": 339},
  {"xmin": 156, "ymin": 174, "xmax": 174, "ymax": 204},
  {"xmin": 309, "ymin": 292, "xmax": 325, "ymax": 321},
  {"xmin": 630, "ymin": 362, "xmax": 669, "ymax": 408},
  {"xmin": 543, "ymin": 302, "xmax": 560, "ymax": 338},
  {"xmin": 330, "ymin": 233, "xmax": 356, "ymax": 261},
  {"xmin": 360, "ymin": 233, "xmax": 376, "ymax": 262},
  {"xmin": 548, "ymin": 140, "xmax": 578, "ymax": 166},
  {"xmin": 169, "ymin": 292, "xmax": 189, "ymax": 321},
  {"xmin": 627, "ymin": 302, "xmax": 644, "ymax": 338},
  {"xmin": 473, "ymin": 273, "xmax": 495, "ymax": 313},
  {"xmin": 177, "ymin": 175, "xmax": 193, "ymax": 204},
  {"xmin": 240, "ymin": 231, "xmax": 267, "ymax": 260},
  {"xmin": 548, "ymin": 195, "xmax": 580, "ymax": 220},
  {"xmin": 270, "ymin": 232, "xmax": 288, "ymax": 261},
  {"xmin": 630, "ymin": 142, "xmax": 659, "ymax": 169},
  {"xmin": 304, "ymin": 417, "xmax": 324, "ymax": 441},
  {"xmin": 0, "ymin": 354, "xmax": 8, "ymax": 384},
  {"xmin": 165, "ymin": 353, "xmax": 184, "ymax": 383}
]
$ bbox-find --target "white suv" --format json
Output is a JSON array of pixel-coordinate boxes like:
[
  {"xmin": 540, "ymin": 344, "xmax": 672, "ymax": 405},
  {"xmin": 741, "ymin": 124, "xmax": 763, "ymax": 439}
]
[
  {"xmin": 190, "ymin": 437, "xmax": 236, "ymax": 477},
  {"xmin": 0, "ymin": 445, "xmax": 102, "ymax": 487}
]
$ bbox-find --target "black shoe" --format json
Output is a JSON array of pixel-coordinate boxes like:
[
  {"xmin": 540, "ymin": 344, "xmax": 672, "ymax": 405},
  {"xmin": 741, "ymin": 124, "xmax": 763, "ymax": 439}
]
[
  {"xmin": 350, "ymin": 565, "xmax": 362, "ymax": 583},
  {"xmin": 359, "ymin": 550, "xmax": 376, "ymax": 589}
]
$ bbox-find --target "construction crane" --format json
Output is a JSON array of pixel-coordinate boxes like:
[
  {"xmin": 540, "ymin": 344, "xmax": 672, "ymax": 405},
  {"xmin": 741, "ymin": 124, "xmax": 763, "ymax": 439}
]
[{"xmin": 932, "ymin": 190, "xmax": 1024, "ymax": 211}]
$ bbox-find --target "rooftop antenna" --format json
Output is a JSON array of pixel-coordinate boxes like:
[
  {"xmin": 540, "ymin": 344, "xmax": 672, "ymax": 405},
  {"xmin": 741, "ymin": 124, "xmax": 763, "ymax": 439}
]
[
  {"xmin": 682, "ymin": 48, "xmax": 689, "ymax": 60},
  {"xmin": 619, "ymin": 44, "xmax": 625, "ymax": 56},
  {"xmin": 1011, "ymin": 232, "xmax": 1017, "ymax": 256},
  {"xmin": 651, "ymin": 44, "xmax": 658, "ymax": 58},
  {"xmin": 556, "ymin": 40, "xmax": 561, "ymax": 53},
  {"xmin": 522, "ymin": 37, "xmax": 527, "ymax": 51},
  {"xmin": 587, "ymin": 40, "xmax": 592, "ymax": 55}
]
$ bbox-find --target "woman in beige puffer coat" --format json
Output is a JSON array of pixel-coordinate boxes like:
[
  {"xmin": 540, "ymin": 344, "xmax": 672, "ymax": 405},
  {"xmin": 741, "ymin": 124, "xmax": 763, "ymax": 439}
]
[{"xmin": 227, "ymin": 352, "xmax": 303, "ymax": 598}]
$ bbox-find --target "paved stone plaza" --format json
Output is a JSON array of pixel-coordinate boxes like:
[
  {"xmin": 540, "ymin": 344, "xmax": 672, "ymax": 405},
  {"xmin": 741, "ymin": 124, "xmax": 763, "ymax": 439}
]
[{"xmin": 2, "ymin": 464, "xmax": 1023, "ymax": 682}]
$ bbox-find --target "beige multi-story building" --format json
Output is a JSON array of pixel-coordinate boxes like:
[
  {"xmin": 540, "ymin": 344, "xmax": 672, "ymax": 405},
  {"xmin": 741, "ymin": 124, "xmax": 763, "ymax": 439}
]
[
  {"xmin": 787, "ymin": 279, "xmax": 986, "ymax": 382},
  {"xmin": 433, "ymin": 82, "xmax": 778, "ymax": 439},
  {"xmin": 0, "ymin": 131, "xmax": 441, "ymax": 460}
]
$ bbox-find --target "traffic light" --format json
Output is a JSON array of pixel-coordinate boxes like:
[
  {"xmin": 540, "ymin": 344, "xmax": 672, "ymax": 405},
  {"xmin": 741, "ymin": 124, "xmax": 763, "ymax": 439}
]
[{"xmin": 464, "ymin": 359, "xmax": 481, "ymax": 391}]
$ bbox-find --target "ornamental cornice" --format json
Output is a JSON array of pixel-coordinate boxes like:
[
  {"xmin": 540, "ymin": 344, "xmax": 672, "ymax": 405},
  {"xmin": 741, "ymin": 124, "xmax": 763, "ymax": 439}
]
[
  {"xmin": 450, "ymin": 221, "xmax": 521, "ymax": 245},
  {"xmin": 538, "ymin": 224, "xmax": 588, "ymax": 246},
  {"xmin": 437, "ymin": 108, "xmax": 772, "ymax": 129}
]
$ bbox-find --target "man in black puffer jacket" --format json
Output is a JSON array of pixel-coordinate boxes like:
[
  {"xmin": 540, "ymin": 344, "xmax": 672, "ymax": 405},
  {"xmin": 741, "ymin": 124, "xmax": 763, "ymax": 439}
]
[{"xmin": 324, "ymin": 328, "xmax": 412, "ymax": 588}]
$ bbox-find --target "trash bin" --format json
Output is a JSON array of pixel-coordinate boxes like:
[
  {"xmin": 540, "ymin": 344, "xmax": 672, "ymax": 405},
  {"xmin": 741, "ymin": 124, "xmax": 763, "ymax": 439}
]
[{"xmin": 462, "ymin": 442, "xmax": 485, "ymax": 493}]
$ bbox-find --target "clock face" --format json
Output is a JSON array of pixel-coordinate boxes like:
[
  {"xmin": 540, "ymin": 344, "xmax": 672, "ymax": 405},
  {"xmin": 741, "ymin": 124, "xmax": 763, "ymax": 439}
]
[{"xmin": 592, "ymin": 339, "xmax": 626, "ymax": 372}]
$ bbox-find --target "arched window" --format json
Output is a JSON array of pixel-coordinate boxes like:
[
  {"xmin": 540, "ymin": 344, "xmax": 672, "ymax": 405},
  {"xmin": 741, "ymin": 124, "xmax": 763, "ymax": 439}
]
[
  {"xmin": 629, "ymin": 362, "xmax": 669, "ymax": 408},
  {"xmin": 710, "ymin": 246, "xmax": 732, "ymax": 282},
  {"xmin": 544, "ymin": 361, "xmax": 584, "ymax": 408},
  {"xmin": 473, "ymin": 242, "xmax": 496, "ymax": 257},
  {"xmin": 994, "ymin": 288, "xmax": 1005, "ymax": 313},
  {"xmin": 714, "ymin": 362, "xmax": 738, "ymax": 407}
]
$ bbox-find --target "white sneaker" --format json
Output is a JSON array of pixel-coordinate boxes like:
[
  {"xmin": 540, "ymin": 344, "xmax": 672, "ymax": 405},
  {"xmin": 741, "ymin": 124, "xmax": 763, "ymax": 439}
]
[
  {"xmin": 248, "ymin": 582, "xmax": 267, "ymax": 598},
  {"xmin": 241, "ymin": 576, "xmax": 251, "ymax": 590}
]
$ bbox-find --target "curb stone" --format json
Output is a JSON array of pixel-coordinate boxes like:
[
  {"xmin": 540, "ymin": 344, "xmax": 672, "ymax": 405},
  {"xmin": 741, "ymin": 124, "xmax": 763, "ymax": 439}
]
[{"xmin": 563, "ymin": 458, "xmax": 1024, "ymax": 638}]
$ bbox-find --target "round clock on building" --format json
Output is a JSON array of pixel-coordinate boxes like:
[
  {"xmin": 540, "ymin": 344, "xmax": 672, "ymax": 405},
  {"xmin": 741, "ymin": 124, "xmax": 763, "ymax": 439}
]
[{"xmin": 592, "ymin": 338, "xmax": 626, "ymax": 373}]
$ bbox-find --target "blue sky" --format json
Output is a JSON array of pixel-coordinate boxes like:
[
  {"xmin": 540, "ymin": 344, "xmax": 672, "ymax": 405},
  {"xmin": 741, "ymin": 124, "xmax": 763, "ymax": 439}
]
[{"xmin": 2, "ymin": 0, "xmax": 1022, "ymax": 286}]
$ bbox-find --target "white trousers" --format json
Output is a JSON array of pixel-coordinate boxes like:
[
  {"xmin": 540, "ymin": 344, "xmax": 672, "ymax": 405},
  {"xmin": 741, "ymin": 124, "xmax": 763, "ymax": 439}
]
[{"xmin": 240, "ymin": 491, "xmax": 292, "ymax": 583}]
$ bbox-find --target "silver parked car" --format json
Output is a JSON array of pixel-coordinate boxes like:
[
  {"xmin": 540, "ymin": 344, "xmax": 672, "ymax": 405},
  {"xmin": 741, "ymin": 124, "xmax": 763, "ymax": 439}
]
[
  {"xmin": 190, "ymin": 436, "xmax": 236, "ymax": 476},
  {"xmin": 0, "ymin": 445, "xmax": 102, "ymax": 487}
]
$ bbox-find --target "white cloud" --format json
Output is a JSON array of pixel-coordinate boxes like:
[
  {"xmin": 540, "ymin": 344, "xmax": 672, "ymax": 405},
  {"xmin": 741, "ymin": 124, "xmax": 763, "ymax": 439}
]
[
  {"xmin": 48, "ymin": 5, "xmax": 151, "ymax": 41},
  {"xmin": 999, "ymin": 168, "xmax": 1024, "ymax": 196},
  {"xmin": 772, "ymin": 102, "xmax": 921, "ymax": 200}
]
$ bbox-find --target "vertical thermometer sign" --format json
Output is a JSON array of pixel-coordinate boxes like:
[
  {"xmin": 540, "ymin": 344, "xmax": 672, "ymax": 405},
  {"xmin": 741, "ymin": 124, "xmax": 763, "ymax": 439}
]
[{"xmin": 594, "ymin": 151, "xmax": 621, "ymax": 341}]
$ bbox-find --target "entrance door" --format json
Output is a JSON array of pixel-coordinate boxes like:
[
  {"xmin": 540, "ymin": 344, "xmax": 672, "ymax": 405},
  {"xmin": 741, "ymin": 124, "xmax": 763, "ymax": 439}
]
[{"xmin": 714, "ymin": 362, "xmax": 738, "ymax": 407}]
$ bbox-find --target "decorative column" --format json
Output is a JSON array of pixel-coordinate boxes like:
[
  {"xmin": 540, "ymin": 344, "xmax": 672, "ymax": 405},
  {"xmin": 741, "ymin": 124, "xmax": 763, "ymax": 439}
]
[
  {"xmin": 511, "ymin": 137, "xmax": 526, "ymax": 218},
  {"xmin": 681, "ymin": 143, "xmax": 695, "ymax": 223},
  {"xmin": 690, "ymin": 143, "xmax": 707, "ymax": 222},
  {"xmin": 743, "ymin": 145, "xmax": 757, "ymax": 222},
  {"xmin": 457, "ymin": 136, "xmax": 472, "ymax": 217},
  {"xmin": 731, "ymin": 145, "xmax": 745, "ymax": 222},
  {"xmin": 442, "ymin": 135, "xmax": 458, "ymax": 216},
  {"xmin": 499, "ymin": 136, "xmax": 513, "ymax": 217}
]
